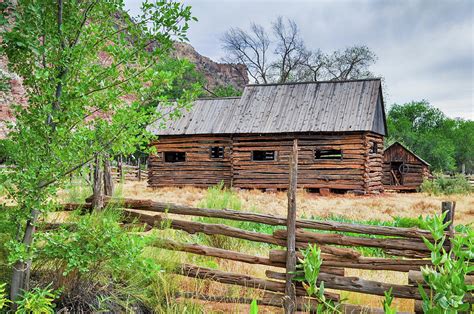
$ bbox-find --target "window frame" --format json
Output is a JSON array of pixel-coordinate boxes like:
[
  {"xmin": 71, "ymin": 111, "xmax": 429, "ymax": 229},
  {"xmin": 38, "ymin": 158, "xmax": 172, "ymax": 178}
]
[
  {"xmin": 251, "ymin": 150, "xmax": 277, "ymax": 161},
  {"xmin": 370, "ymin": 142, "xmax": 378, "ymax": 154},
  {"xmin": 210, "ymin": 146, "xmax": 225, "ymax": 159},
  {"xmin": 314, "ymin": 148, "xmax": 343, "ymax": 160},
  {"xmin": 163, "ymin": 151, "xmax": 186, "ymax": 163}
]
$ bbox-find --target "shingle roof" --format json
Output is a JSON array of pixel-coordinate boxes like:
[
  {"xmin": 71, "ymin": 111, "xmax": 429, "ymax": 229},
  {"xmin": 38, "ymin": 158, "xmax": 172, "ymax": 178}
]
[{"xmin": 149, "ymin": 78, "xmax": 386, "ymax": 136}]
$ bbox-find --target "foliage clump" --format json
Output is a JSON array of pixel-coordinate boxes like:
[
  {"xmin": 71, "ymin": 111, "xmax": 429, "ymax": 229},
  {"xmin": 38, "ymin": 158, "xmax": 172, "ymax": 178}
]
[
  {"xmin": 33, "ymin": 209, "xmax": 160, "ymax": 312},
  {"xmin": 420, "ymin": 174, "xmax": 472, "ymax": 195},
  {"xmin": 293, "ymin": 244, "xmax": 343, "ymax": 313},
  {"xmin": 418, "ymin": 213, "xmax": 473, "ymax": 312}
]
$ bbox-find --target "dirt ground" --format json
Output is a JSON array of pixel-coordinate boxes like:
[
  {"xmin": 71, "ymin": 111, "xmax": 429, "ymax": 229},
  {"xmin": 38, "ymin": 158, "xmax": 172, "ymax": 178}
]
[{"xmin": 120, "ymin": 181, "xmax": 474, "ymax": 225}]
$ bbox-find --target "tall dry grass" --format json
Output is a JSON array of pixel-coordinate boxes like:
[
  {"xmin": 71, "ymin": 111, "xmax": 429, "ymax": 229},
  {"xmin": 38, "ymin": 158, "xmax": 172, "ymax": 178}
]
[
  {"xmin": 120, "ymin": 181, "xmax": 474, "ymax": 225},
  {"xmin": 53, "ymin": 181, "xmax": 473, "ymax": 312}
]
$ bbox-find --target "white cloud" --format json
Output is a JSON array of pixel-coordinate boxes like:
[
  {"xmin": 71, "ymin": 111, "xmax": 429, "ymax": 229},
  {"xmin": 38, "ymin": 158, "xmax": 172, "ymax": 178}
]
[{"xmin": 124, "ymin": 0, "xmax": 474, "ymax": 119}]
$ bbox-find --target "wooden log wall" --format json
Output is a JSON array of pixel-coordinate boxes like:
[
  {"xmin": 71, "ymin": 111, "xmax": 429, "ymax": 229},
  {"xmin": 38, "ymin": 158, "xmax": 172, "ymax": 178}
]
[
  {"xmin": 233, "ymin": 133, "xmax": 370, "ymax": 191},
  {"xmin": 364, "ymin": 133, "xmax": 384, "ymax": 193},
  {"xmin": 149, "ymin": 131, "xmax": 385, "ymax": 193},
  {"xmin": 148, "ymin": 136, "xmax": 232, "ymax": 187}
]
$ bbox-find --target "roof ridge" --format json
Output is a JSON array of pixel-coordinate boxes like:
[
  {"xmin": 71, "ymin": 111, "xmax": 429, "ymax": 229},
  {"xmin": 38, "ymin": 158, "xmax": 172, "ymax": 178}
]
[
  {"xmin": 246, "ymin": 77, "xmax": 382, "ymax": 87},
  {"xmin": 196, "ymin": 96, "xmax": 241, "ymax": 100}
]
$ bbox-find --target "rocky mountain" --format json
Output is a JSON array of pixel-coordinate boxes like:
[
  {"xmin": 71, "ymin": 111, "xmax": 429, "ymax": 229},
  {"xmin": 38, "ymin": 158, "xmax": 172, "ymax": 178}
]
[
  {"xmin": 173, "ymin": 42, "xmax": 248, "ymax": 92},
  {"xmin": 0, "ymin": 42, "xmax": 248, "ymax": 138}
]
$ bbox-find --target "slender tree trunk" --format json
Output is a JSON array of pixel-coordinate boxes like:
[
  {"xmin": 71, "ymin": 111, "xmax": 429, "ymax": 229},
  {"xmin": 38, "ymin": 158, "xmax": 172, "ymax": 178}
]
[
  {"xmin": 92, "ymin": 155, "xmax": 104, "ymax": 210},
  {"xmin": 103, "ymin": 154, "xmax": 114, "ymax": 196},
  {"xmin": 118, "ymin": 155, "xmax": 123, "ymax": 181},
  {"xmin": 10, "ymin": 209, "xmax": 39, "ymax": 303}
]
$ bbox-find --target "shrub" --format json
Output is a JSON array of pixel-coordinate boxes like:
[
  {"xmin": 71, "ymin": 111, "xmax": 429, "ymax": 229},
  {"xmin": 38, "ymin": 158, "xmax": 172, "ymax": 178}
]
[
  {"xmin": 418, "ymin": 213, "xmax": 473, "ymax": 312},
  {"xmin": 34, "ymin": 208, "xmax": 161, "ymax": 312},
  {"xmin": 420, "ymin": 174, "xmax": 471, "ymax": 195},
  {"xmin": 293, "ymin": 244, "xmax": 343, "ymax": 313},
  {"xmin": 198, "ymin": 181, "xmax": 242, "ymax": 210},
  {"xmin": 382, "ymin": 288, "xmax": 396, "ymax": 314}
]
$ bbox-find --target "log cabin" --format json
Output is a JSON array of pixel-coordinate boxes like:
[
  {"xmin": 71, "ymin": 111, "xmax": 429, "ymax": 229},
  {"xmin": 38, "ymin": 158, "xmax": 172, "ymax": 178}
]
[
  {"xmin": 147, "ymin": 78, "xmax": 387, "ymax": 194},
  {"xmin": 382, "ymin": 142, "xmax": 431, "ymax": 191}
]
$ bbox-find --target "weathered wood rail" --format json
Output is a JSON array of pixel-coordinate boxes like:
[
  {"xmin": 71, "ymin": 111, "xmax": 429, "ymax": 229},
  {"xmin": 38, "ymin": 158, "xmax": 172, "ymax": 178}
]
[{"xmin": 58, "ymin": 195, "xmax": 473, "ymax": 312}]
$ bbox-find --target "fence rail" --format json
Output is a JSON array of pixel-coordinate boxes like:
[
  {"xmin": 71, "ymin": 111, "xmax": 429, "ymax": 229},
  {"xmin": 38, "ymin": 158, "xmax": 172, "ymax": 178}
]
[{"xmin": 59, "ymin": 195, "xmax": 473, "ymax": 313}]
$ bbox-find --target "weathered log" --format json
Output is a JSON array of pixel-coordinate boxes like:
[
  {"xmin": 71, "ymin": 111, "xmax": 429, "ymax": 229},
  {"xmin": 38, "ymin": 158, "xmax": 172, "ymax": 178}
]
[
  {"xmin": 124, "ymin": 210, "xmax": 282, "ymax": 246},
  {"xmin": 152, "ymin": 239, "xmax": 347, "ymax": 276},
  {"xmin": 408, "ymin": 270, "xmax": 474, "ymax": 286},
  {"xmin": 99, "ymin": 196, "xmax": 436, "ymax": 240},
  {"xmin": 295, "ymin": 241, "xmax": 361, "ymax": 259},
  {"xmin": 176, "ymin": 291, "xmax": 406, "ymax": 314},
  {"xmin": 268, "ymin": 271, "xmax": 474, "ymax": 303},
  {"xmin": 384, "ymin": 249, "xmax": 429, "ymax": 258},
  {"xmin": 174, "ymin": 291, "xmax": 320, "ymax": 311},
  {"xmin": 151, "ymin": 238, "xmax": 277, "ymax": 266},
  {"xmin": 264, "ymin": 270, "xmax": 424, "ymax": 300},
  {"xmin": 176, "ymin": 263, "xmax": 340, "ymax": 301},
  {"xmin": 274, "ymin": 229, "xmax": 431, "ymax": 252},
  {"xmin": 125, "ymin": 210, "xmax": 361, "ymax": 259},
  {"xmin": 269, "ymin": 250, "xmax": 431, "ymax": 272}
]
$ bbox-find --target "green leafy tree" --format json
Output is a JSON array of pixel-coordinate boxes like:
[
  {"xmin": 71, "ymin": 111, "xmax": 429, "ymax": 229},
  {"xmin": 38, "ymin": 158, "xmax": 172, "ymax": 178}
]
[
  {"xmin": 451, "ymin": 119, "xmax": 474, "ymax": 173},
  {"xmin": 387, "ymin": 101, "xmax": 459, "ymax": 171},
  {"xmin": 0, "ymin": 0, "xmax": 198, "ymax": 302}
]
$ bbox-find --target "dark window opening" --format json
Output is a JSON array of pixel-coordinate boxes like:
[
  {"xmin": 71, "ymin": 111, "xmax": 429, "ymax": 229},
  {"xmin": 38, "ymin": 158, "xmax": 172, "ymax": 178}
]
[
  {"xmin": 315, "ymin": 149, "xmax": 343, "ymax": 160},
  {"xmin": 164, "ymin": 152, "xmax": 186, "ymax": 162},
  {"xmin": 371, "ymin": 142, "xmax": 378, "ymax": 154},
  {"xmin": 210, "ymin": 146, "xmax": 225, "ymax": 159},
  {"xmin": 252, "ymin": 150, "xmax": 275, "ymax": 161}
]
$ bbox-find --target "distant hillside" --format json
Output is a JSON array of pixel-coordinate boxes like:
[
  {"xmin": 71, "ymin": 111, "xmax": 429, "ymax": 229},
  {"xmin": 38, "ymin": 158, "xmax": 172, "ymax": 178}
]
[
  {"xmin": 173, "ymin": 42, "xmax": 248, "ymax": 91},
  {"xmin": 0, "ymin": 42, "xmax": 248, "ymax": 138}
]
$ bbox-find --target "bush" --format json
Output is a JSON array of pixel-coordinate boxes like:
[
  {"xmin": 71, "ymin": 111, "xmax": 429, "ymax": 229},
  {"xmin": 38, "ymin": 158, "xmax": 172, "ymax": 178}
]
[
  {"xmin": 418, "ymin": 213, "xmax": 473, "ymax": 311},
  {"xmin": 34, "ymin": 208, "xmax": 161, "ymax": 312},
  {"xmin": 420, "ymin": 174, "xmax": 472, "ymax": 195}
]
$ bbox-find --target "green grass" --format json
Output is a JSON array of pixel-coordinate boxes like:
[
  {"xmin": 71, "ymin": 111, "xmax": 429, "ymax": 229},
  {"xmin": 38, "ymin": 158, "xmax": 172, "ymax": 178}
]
[
  {"xmin": 194, "ymin": 182, "xmax": 283, "ymax": 251},
  {"xmin": 303, "ymin": 214, "xmax": 427, "ymax": 257}
]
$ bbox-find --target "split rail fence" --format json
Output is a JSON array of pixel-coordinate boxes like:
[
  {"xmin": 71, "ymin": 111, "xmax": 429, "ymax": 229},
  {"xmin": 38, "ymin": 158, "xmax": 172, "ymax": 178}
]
[{"xmin": 65, "ymin": 140, "xmax": 472, "ymax": 313}]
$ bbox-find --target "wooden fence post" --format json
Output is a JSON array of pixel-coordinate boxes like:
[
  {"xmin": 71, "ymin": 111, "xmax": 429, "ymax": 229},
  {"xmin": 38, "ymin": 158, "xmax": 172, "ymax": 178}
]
[
  {"xmin": 441, "ymin": 201, "xmax": 455, "ymax": 250},
  {"xmin": 284, "ymin": 139, "xmax": 298, "ymax": 313},
  {"xmin": 138, "ymin": 157, "xmax": 142, "ymax": 181}
]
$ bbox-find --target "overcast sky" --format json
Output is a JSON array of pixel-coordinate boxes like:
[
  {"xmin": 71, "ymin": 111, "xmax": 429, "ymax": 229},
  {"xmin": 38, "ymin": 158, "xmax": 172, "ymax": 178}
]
[{"xmin": 124, "ymin": 0, "xmax": 473, "ymax": 119}]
